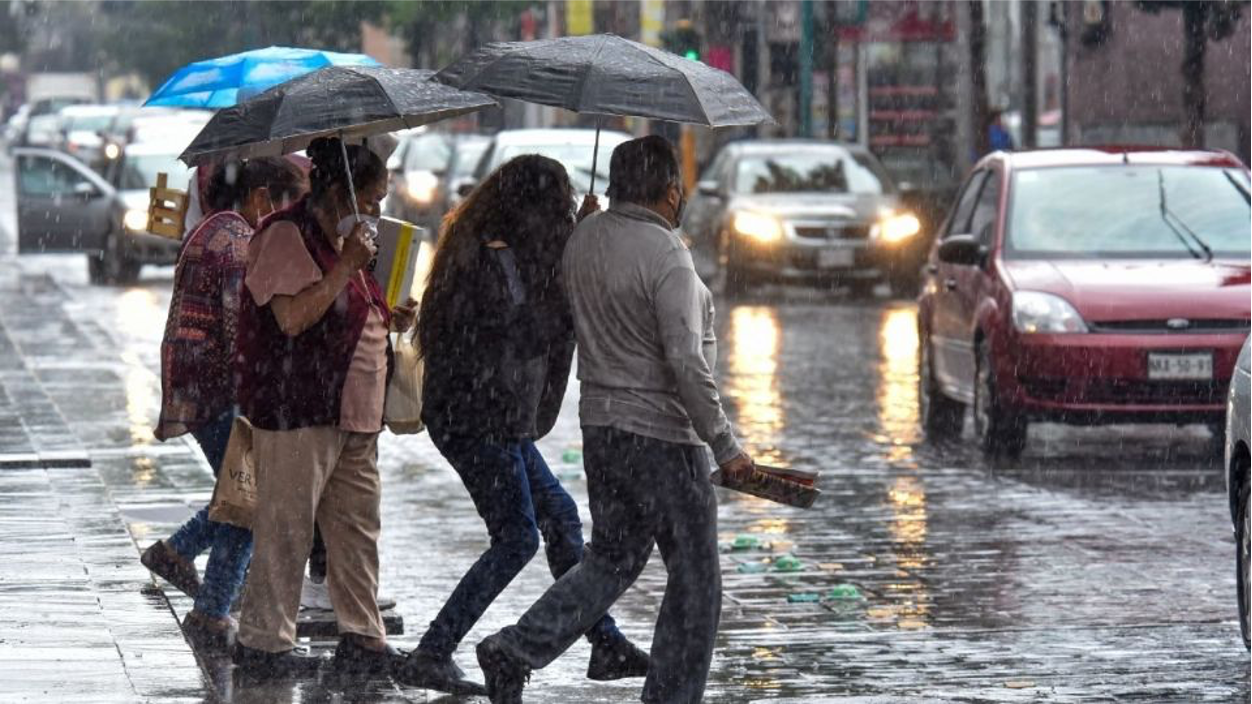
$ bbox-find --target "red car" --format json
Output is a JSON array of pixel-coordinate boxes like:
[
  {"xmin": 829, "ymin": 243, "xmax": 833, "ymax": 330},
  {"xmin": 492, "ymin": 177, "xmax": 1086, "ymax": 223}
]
[{"xmin": 918, "ymin": 147, "xmax": 1251, "ymax": 457}]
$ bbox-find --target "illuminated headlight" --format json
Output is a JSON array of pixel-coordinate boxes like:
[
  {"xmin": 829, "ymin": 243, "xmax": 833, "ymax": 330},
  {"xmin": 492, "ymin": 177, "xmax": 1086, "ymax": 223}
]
[
  {"xmin": 123, "ymin": 208, "xmax": 149, "ymax": 233},
  {"xmin": 405, "ymin": 170, "xmax": 439, "ymax": 205},
  {"xmin": 732, "ymin": 211, "xmax": 784, "ymax": 243},
  {"xmin": 871, "ymin": 211, "xmax": 921, "ymax": 243},
  {"xmin": 104, "ymin": 143, "xmax": 120, "ymax": 160},
  {"xmin": 1012, "ymin": 291, "xmax": 1088, "ymax": 334}
]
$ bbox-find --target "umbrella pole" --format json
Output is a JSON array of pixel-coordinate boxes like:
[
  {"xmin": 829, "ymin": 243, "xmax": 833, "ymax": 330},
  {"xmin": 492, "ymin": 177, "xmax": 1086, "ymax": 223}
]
[
  {"xmin": 338, "ymin": 132, "xmax": 361, "ymax": 221},
  {"xmin": 589, "ymin": 117, "xmax": 602, "ymax": 196}
]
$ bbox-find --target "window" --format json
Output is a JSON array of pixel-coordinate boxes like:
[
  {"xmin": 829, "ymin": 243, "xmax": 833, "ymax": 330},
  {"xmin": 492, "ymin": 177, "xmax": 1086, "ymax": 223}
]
[
  {"xmin": 967, "ymin": 171, "xmax": 1001, "ymax": 245},
  {"xmin": 17, "ymin": 156, "xmax": 89, "ymax": 197},
  {"xmin": 732, "ymin": 151, "xmax": 892, "ymax": 195},
  {"xmin": 943, "ymin": 170, "xmax": 987, "ymax": 239}
]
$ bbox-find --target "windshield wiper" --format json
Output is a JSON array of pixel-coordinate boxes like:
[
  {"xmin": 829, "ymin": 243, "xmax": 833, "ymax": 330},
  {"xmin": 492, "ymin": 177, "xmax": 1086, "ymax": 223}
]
[
  {"xmin": 1223, "ymin": 170, "xmax": 1251, "ymax": 204},
  {"xmin": 1157, "ymin": 169, "xmax": 1213, "ymax": 262}
]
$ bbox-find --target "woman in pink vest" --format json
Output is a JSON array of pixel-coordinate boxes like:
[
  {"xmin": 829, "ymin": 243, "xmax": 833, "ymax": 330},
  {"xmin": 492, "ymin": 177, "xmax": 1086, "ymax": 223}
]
[{"xmin": 233, "ymin": 137, "xmax": 416, "ymax": 679}]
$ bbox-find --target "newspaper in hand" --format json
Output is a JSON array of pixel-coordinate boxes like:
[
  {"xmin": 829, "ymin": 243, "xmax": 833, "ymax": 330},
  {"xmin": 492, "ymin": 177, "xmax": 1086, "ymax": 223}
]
[
  {"xmin": 710, "ymin": 464, "xmax": 821, "ymax": 509},
  {"xmin": 372, "ymin": 217, "xmax": 430, "ymax": 308}
]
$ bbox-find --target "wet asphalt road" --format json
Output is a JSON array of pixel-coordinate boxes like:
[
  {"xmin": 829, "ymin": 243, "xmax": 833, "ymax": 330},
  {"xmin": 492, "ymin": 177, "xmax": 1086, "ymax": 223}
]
[{"xmin": 0, "ymin": 152, "xmax": 1246, "ymax": 701}]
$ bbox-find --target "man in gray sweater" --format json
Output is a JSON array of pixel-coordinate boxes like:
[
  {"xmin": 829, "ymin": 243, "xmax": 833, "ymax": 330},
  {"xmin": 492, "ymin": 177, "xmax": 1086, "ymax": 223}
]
[{"xmin": 476, "ymin": 135, "xmax": 754, "ymax": 704}]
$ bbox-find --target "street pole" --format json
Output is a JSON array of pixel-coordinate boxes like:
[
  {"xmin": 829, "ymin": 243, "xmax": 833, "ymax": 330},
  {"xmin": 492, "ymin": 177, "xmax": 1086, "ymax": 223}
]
[
  {"xmin": 799, "ymin": 0, "xmax": 814, "ymax": 138},
  {"xmin": 1021, "ymin": 0, "xmax": 1038, "ymax": 148}
]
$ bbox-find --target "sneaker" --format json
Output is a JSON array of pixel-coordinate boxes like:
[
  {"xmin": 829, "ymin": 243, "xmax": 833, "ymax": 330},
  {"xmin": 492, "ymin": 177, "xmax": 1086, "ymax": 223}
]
[
  {"xmin": 299, "ymin": 576, "xmax": 397, "ymax": 612},
  {"xmin": 299, "ymin": 576, "xmax": 333, "ymax": 611},
  {"xmin": 331, "ymin": 635, "xmax": 406, "ymax": 678},
  {"xmin": 587, "ymin": 636, "xmax": 650, "ymax": 681},
  {"xmin": 182, "ymin": 610, "xmax": 236, "ymax": 652},
  {"xmin": 397, "ymin": 648, "xmax": 488, "ymax": 696},
  {"xmin": 232, "ymin": 643, "xmax": 325, "ymax": 679},
  {"xmin": 140, "ymin": 540, "xmax": 201, "ymax": 598},
  {"xmin": 476, "ymin": 634, "xmax": 529, "ymax": 704}
]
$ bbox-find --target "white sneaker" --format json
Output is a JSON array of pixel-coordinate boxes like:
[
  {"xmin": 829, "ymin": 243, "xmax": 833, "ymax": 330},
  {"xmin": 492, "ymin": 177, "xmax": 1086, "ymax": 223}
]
[{"xmin": 300, "ymin": 576, "xmax": 333, "ymax": 611}]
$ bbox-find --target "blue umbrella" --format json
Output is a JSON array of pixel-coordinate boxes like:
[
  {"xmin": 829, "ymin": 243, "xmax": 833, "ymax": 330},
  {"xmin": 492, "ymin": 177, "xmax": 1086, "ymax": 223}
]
[{"xmin": 145, "ymin": 46, "xmax": 381, "ymax": 108}]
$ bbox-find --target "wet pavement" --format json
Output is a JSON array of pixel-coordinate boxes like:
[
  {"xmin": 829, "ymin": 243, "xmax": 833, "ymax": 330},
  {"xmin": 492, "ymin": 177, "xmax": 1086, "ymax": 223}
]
[{"xmin": 0, "ymin": 153, "xmax": 1247, "ymax": 702}]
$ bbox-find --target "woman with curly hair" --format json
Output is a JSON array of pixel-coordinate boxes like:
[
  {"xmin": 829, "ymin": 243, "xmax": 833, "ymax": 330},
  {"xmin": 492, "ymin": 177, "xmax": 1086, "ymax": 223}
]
[{"xmin": 398, "ymin": 155, "xmax": 649, "ymax": 695}]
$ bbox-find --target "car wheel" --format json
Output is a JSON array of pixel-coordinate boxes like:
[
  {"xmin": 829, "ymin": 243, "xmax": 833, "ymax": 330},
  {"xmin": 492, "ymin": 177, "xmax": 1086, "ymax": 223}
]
[
  {"xmin": 89, "ymin": 231, "xmax": 140, "ymax": 285},
  {"xmin": 719, "ymin": 236, "xmax": 756, "ymax": 298},
  {"xmin": 974, "ymin": 340, "xmax": 1026, "ymax": 458},
  {"xmin": 1237, "ymin": 468, "xmax": 1250, "ymax": 650},
  {"xmin": 919, "ymin": 331, "xmax": 964, "ymax": 440}
]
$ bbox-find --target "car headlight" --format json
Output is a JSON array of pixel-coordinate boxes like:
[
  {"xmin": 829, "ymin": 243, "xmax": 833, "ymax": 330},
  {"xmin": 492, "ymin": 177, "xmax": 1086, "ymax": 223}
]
[
  {"xmin": 1012, "ymin": 291, "xmax": 1088, "ymax": 334},
  {"xmin": 405, "ymin": 170, "xmax": 439, "ymax": 205},
  {"xmin": 123, "ymin": 208, "xmax": 149, "ymax": 233},
  {"xmin": 871, "ymin": 211, "xmax": 921, "ymax": 243},
  {"xmin": 732, "ymin": 211, "xmax": 784, "ymax": 243},
  {"xmin": 104, "ymin": 143, "xmax": 120, "ymax": 160}
]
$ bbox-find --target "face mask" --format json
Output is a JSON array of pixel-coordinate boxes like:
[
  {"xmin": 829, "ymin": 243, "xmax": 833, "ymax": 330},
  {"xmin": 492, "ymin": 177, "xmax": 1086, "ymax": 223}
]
[{"xmin": 336, "ymin": 214, "xmax": 379, "ymax": 240}]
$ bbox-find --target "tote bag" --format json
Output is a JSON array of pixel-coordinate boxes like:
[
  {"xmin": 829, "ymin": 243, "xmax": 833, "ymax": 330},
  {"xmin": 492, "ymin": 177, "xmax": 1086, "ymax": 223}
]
[
  {"xmin": 384, "ymin": 333, "xmax": 425, "ymax": 434},
  {"xmin": 207, "ymin": 416, "xmax": 257, "ymax": 528}
]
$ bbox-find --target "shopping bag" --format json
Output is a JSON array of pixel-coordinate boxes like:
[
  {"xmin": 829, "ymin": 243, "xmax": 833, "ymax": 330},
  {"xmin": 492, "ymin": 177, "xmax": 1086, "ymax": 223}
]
[
  {"xmin": 384, "ymin": 333, "xmax": 425, "ymax": 434},
  {"xmin": 207, "ymin": 416, "xmax": 257, "ymax": 528}
]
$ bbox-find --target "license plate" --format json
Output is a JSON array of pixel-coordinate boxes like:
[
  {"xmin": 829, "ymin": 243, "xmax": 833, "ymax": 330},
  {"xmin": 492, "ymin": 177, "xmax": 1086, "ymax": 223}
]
[
  {"xmin": 1147, "ymin": 352, "xmax": 1213, "ymax": 380},
  {"xmin": 818, "ymin": 248, "xmax": 854, "ymax": 268}
]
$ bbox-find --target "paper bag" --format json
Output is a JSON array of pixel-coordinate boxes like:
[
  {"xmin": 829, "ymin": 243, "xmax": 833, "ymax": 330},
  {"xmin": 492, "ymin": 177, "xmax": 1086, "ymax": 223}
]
[
  {"xmin": 207, "ymin": 416, "xmax": 257, "ymax": 528},
  {"xmin": 384, "ymin": 333, "xmax": 425, "ymax": 434}
]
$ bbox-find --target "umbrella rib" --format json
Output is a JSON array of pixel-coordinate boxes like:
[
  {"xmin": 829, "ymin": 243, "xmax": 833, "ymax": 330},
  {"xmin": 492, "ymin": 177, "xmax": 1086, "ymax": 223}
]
[
  {"xmin": 636, "ymin": 47, "xmax": 711, "ymax": 127},
  {"xmin": 570, "ymin": 35, "xmax": 612, "ymax": 114}
]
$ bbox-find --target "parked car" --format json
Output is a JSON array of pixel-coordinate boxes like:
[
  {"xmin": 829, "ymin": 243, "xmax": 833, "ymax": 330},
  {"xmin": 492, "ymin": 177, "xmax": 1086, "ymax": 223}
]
[
  {"xmin": 917, "ymin": 147, "xmax": 1251, "ymax": 457},
  {"xmin": 471, "ymin": 128, "xmax": 632, "ymax": 209},
  {"xmin": 1226, "ymin": 335, "xmax": 1250, "ymax": 650},
  {"xmin": 56, "ymin": 104, "xmax": 122, "ymax": 166},
  {"xmin": 681, "ymin": 140, "xmax": 922, "ymax": 297},
  {"xmin": 13, "ymin": 145, "xmax": 183, "ymax": 284}
]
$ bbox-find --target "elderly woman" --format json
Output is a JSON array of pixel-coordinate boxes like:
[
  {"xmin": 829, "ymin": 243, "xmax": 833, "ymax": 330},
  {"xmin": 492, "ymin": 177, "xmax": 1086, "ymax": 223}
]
[
  {"xmin": 144, "ymin": 157, "xmax": 307, "ymax": 650},
  {"xmin": 233, "ymin": 136, "xmax": 416, "ymax": 678}
]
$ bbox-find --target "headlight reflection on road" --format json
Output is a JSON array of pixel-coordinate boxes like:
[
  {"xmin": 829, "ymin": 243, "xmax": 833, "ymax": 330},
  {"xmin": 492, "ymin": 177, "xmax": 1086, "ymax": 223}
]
[
  {"xmin": 726, "ymin": 305, "xmax": 786, "ymax": 466},
  {"xmin": 117, "ymin": 289, "xmax": 162, "ymax": 455},
  {"xmin": 876, "ymin": 306, "xmax": 921, "ymax": 466},
  {"xmin": 879, "ymin": 473, "xmax": 932, "ymax": 631}
]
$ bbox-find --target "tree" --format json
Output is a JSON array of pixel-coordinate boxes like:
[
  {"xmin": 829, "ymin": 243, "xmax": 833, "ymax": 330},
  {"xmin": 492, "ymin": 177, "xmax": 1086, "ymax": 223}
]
[{"xmin": 1136, "ymin": 1, "xmax": 1245, "ymax": 148}]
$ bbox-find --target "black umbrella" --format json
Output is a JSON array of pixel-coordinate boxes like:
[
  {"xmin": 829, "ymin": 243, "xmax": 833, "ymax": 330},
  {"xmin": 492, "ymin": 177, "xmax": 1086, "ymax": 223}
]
[
  {"xmin": 434, "ymin": 34, "xmax": 773, "ymax": 193},
  {"xmin": 180, "ymin": 66, "xmax": 498, "ymax": 217}
]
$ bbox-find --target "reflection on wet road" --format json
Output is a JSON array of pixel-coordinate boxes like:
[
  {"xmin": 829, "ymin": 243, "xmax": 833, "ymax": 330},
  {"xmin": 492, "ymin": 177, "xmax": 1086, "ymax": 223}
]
[{"xmin": 22, "ymin": 252, "xmax": 1246, "ymax": 702}]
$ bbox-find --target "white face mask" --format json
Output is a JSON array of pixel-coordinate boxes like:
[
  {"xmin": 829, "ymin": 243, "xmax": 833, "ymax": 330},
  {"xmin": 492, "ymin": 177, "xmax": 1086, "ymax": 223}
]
[{"xmin": 336, "ymin": 214, "xmax": 379, "ymax": 240}]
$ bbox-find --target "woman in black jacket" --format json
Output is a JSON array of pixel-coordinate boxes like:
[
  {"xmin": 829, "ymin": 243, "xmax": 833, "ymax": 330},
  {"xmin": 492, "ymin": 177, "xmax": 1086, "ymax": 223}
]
[{"xmin": 400, "ymin": 155, "xmax": 648, "ymax": 695}]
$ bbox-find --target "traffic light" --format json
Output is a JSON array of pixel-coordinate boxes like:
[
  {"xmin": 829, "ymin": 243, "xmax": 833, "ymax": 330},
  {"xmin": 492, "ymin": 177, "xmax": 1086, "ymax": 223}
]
[{"xmin": 662, "ymin": 19, "xmax": 701, "ymax": 62}]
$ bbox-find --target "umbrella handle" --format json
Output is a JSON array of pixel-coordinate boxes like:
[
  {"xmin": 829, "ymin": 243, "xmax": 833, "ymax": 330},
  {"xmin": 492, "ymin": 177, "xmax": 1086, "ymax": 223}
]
[
  {"xmin": 589, "ymin": 118, "xmax": 601, "ymax": 196},
  {"xmin": 338, "ymin": 132, "xmax": 361, "ymax": 221}
]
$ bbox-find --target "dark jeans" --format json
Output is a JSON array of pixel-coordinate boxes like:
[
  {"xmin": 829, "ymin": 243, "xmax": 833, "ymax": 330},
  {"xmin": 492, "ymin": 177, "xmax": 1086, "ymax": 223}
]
[
  {"xmin": 167, "ymin": 409, "xmax": 254, "ymax": 618},
  {"xmin": 418, "ymin": 432, "xmax": 624, "ymax": 658},
  {"xmin": 494, "ymin": 427, "xmax": 721, "ymax": 704}
]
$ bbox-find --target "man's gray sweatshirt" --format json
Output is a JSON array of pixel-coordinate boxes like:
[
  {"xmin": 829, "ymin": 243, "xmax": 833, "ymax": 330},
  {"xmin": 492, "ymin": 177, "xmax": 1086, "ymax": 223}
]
[{"xmin": 561, "ymin": 201, "xmax": 743, "ymax": 464}]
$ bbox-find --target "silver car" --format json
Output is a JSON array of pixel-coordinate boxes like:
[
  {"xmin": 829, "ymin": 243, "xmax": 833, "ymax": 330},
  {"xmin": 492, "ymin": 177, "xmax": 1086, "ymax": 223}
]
[{"xmin": 1226, "ymin": 334, "xmax": 1250, "ymax": 650}]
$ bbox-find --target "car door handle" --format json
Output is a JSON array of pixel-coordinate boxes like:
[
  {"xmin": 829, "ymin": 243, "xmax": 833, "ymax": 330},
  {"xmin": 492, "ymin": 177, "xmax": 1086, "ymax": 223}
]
[{"xmin": 944, "ymin": 278, "xmax": 958, "ymax": 291}]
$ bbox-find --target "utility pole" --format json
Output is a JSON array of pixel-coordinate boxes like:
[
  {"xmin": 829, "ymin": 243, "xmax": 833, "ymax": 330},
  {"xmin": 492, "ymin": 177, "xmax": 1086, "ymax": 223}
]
[
  {"xmin": 799, "ymin": 0, "xmax": 814, "ymax": 138},
  {"xmin": 1021, "ymin": 0, "xmax": 1038, "ymax": 148}
]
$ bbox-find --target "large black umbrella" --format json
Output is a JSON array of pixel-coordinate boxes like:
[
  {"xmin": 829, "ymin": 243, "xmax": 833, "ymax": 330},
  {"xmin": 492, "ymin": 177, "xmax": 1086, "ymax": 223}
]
[
  {"xmin": 180, "ymin": 65, "xmax": 497, "ymax": 218},
  {"xmin": 434, "ymin": 33, "xmax": 773, "ymax": 192}
]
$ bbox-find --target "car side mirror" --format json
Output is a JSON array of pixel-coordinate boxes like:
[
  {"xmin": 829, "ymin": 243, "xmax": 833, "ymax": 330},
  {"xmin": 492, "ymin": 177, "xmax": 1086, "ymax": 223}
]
[
  {"xmin": 697, "ymin": 180, "xmax": 721, "ymax": 197},
  {"xmin": 937, "ymin": 234, "xmax": 986, "ymax": 267},
  {"xmin": 72, "ymin": 181, "xmax": 100, "ymax": 198}
]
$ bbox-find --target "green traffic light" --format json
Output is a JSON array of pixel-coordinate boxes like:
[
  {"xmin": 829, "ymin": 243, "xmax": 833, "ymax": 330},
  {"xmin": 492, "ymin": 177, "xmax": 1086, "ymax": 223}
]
[{"xmin": 684, "ymin": 50, "xmax": 699, "ymax": 61}]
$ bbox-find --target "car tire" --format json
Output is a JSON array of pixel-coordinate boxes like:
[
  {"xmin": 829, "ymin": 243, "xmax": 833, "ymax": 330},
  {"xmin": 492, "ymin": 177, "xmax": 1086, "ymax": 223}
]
[
  {"xmin": 1237, "ymin": 468, "xmax": 1250, "ymax": 651},
  {"xmin": 919, "ymin": 332, "xmax": 964, "ymax": 440},
  {"xmin": 974, "ymin": 340, "xmax": 1027, "ymax": 458},
  {"xmin": 88, "ymin": 231, "xmax": 140, "ymax": 285},
  {"xmin": 719, "ymin": 237, "xmax": 757, "ymax": 298}
]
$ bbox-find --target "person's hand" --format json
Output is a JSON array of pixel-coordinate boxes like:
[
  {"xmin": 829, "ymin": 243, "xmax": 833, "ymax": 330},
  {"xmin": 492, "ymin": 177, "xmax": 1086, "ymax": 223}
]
[
  {"xmin": 718, "ymin": 452, "xmax": 755, "ymax": 484},
  {"xmin": 576, "ymin": 194, "xmax": 601, "ymax": 223},
  {"xmin": 340, "ymin": 221, "xmax": 377, "ymax": 272},
  {"xmin": 390, "ymin": 297, "xmax": 418, "ymax": 333}
]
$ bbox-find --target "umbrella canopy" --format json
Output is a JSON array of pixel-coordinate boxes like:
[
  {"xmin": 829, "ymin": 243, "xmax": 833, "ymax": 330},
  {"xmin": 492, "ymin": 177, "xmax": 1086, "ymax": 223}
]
[
  {"xmin": 179, "ymin": 66, "xmax": 498, "ymax": 166},
  {"xmin": 145, "ymin": 46, "xmax": 381, "ymax": 109},
  {"xmin": 433, "ymin": 33, "xmax": 773, "ymax": 128}
]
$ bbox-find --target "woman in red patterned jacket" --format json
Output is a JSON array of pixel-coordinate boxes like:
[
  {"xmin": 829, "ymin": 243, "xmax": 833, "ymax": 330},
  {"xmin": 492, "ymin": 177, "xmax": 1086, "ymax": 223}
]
[{"xmin": 141, "ymin": 157, "xmax": 307, "ymax": 649}]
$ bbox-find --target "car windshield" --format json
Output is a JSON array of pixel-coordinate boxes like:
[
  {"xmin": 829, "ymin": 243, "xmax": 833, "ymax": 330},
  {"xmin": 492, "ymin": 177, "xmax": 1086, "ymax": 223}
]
[
  {"xmin": 1005, "ymin": 165, "xmax": 1251, "ymax": 260},
  {"xmin": 118, "ymin": 152, "xmax": 193, "ymax": 191},
  {"xmin": 450, "ymin": 141, "xmax": 489, "ymax": 178},
  {"xmin": 403, "ymin": 134, "xmax": 451, "ymax": 172},
  {"xmin": 65, "ymin": 114, "xmax": 114, "ymax": 133},
  {"xmin": 733, "ymin": 152, "xmax": 893, "ymax": 195},
  {"xmin": 493, "ymin": 140, "xmax": 624, "ymax": 193}
]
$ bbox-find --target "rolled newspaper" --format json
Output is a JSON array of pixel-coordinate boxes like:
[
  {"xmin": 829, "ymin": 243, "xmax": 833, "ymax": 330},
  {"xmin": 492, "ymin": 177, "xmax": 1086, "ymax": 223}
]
[{"xmin": 710, "ymin": 464, "xmax": 821, "ymax": 509}]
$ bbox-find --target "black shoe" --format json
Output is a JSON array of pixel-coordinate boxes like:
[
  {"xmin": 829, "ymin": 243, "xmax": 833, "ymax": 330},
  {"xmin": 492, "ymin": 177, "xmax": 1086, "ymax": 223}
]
[
  {"xmin": 331, "ymin": 636, "xmax": 406, "ymax": 678},
  {"xmin": 141, "ymin": 540, "xmax": 201, "ymax": 598},
  {"xmin": 182, "ymin": 610, "xmax": 236, "ymax": 652},
  {"xmin": 587, "ymin": 636, "xmax": 650, "ymax": 681},
  {"xmin": 232, "ymin": 643, "xmax": 325, "ymax": 679},
  {"xmin": 476, "ymin": 635, "xmax": 529, "ymax": 704},
  {"xmin": 397, "ymin": 648, "xmax": 488, "ymax": 695}
]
